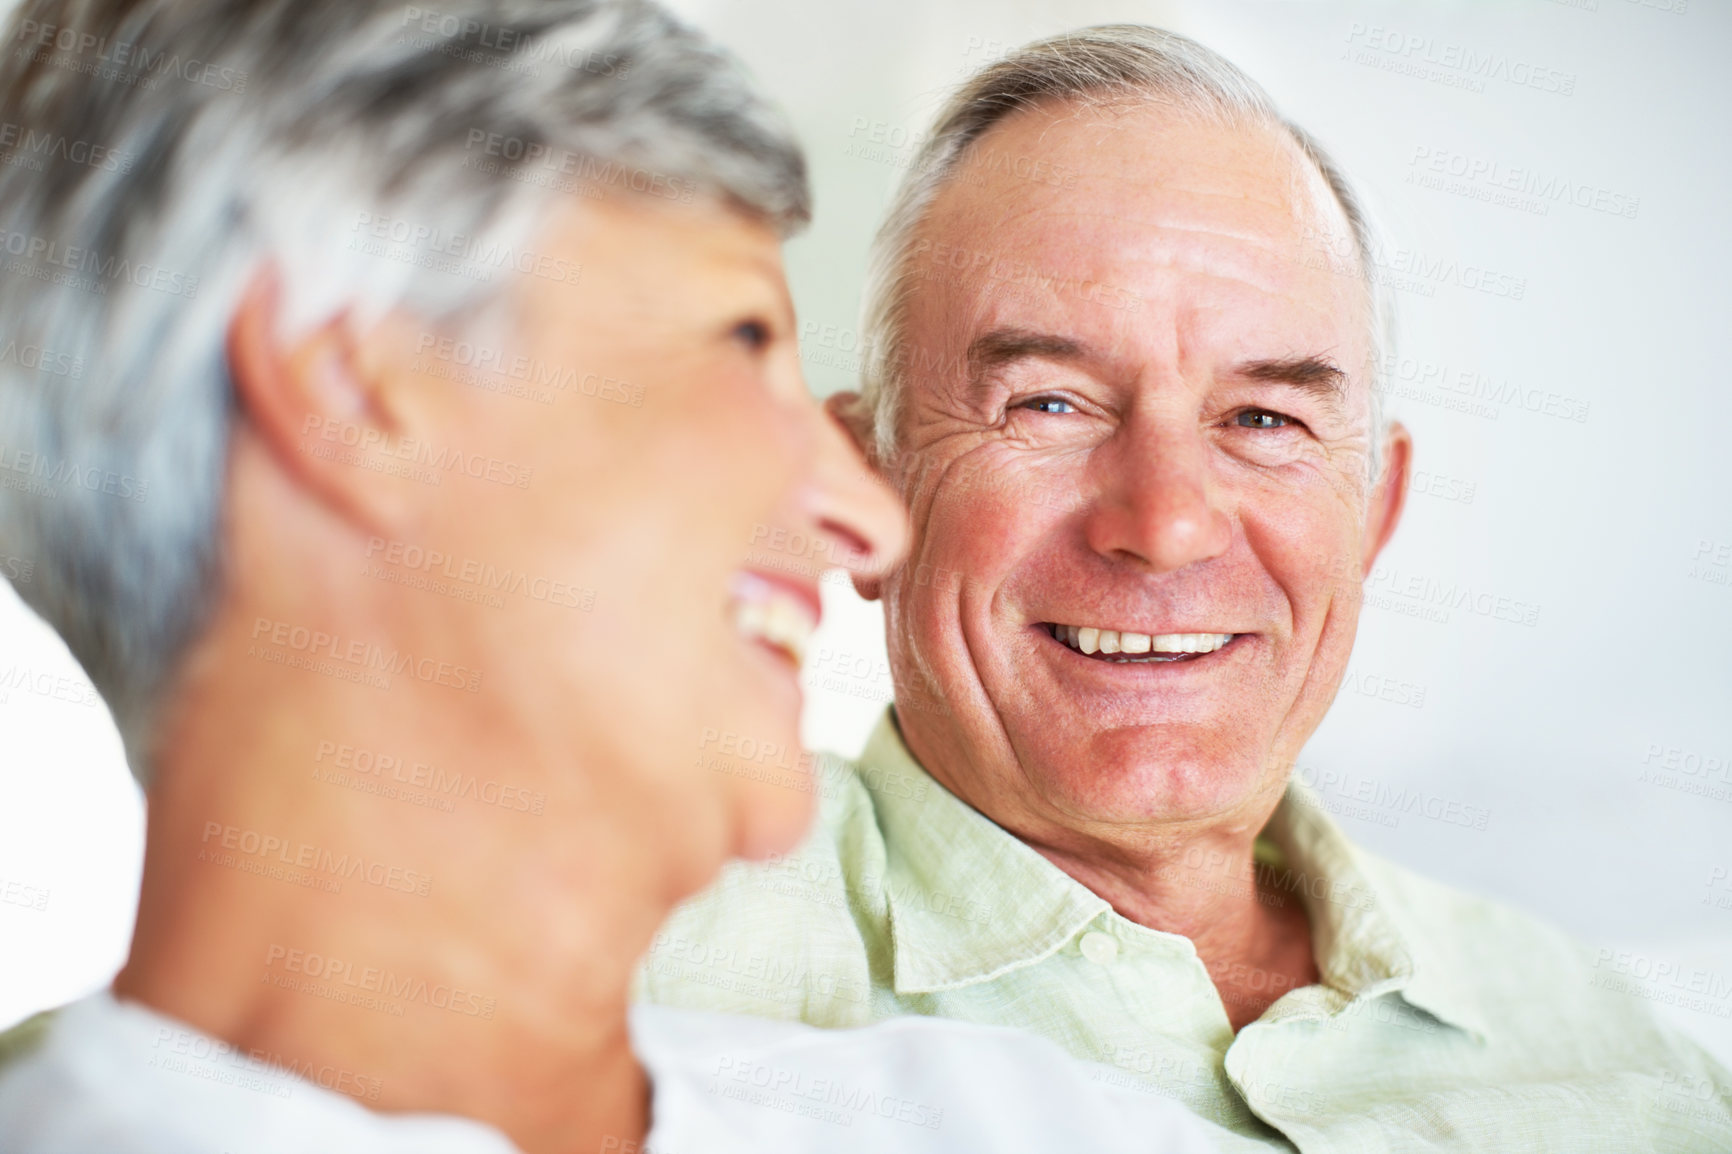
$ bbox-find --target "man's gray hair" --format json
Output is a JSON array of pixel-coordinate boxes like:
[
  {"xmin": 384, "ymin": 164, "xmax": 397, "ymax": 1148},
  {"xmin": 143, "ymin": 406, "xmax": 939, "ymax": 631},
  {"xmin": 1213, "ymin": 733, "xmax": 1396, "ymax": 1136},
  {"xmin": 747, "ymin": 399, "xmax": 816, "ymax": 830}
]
[
  {"xmin": 0, "ymin": 0, "xmax": 809, "ymax": 783},
  {"xmin": 857, "ymin": 24, "xmax": 1389, "ymax": 469}
]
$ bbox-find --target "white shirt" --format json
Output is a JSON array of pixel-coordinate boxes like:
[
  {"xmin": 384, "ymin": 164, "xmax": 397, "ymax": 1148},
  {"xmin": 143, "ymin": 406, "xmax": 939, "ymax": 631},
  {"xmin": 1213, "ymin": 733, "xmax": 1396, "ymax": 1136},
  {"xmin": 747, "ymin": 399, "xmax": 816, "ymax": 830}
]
[{"xmin": 0, "ymin": 992, "xmax": 1222, "ymax": 1152}]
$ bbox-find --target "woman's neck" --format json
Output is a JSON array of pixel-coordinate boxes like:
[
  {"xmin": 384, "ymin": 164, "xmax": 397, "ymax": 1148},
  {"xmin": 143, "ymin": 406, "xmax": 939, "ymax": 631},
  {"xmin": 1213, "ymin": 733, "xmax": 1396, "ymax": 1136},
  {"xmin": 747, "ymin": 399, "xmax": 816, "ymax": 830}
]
[{"xmin": 116, "ymin": 636, "xmax": 674, "ymax": 1154}]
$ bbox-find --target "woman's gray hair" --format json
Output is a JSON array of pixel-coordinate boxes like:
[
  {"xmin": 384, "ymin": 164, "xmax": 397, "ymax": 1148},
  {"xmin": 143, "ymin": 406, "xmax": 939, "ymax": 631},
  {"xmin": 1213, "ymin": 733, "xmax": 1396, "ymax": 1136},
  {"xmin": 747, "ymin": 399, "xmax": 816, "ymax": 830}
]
[
  {"xmin": 857, "ymin": 24, "xmax": 1389, "ymax": 470},
  {"xmin": 0, "ymin": 0, "xmax": 809, "ymax": 783}
]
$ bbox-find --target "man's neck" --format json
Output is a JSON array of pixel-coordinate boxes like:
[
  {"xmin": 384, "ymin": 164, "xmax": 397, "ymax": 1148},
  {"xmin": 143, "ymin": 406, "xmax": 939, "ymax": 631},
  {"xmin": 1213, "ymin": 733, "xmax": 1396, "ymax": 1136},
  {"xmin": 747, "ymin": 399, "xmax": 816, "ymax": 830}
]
[
  {"xmin": 1033, "ymin": 835, "xmax": 1321, "ymax": 1031},
  {"xmin": 114, "ymin": 617, "xmax": 662, "ymax": 1154},
  {"xmin": 900, "ymin": 717, "xmax": 1319, "ymax": 1032}
]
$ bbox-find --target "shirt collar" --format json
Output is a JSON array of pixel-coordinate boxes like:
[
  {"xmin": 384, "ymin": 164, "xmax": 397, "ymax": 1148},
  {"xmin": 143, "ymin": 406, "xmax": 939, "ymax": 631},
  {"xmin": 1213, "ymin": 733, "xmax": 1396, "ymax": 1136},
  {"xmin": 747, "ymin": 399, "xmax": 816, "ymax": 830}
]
[
  {"xmin": 859, "ymin": 710, "xmax": 1488, "ymax": 1040},
  {"xmin": 1262, "ymin": 780, "xmax": 1489, "ymax": 1040},
  {"xmin": 861, "ymin": 712, "xmax": 1113, "ymax": 994}
]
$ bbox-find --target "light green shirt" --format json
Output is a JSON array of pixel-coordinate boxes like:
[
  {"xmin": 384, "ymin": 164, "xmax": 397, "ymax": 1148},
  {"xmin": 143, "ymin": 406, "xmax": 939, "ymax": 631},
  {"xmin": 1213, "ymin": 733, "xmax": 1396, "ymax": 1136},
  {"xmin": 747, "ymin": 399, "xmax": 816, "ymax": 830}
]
[{"xmin": 640, "ymin": 711, "xmax": 1732, "ymax": 1152}]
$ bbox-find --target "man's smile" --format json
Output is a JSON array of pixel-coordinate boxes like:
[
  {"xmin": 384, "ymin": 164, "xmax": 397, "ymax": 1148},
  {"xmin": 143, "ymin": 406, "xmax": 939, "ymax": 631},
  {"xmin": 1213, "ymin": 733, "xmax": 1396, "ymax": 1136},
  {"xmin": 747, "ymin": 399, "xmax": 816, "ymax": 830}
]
[{"xmin": 1041, "ymin": 622, "xmax": 1242, "ymax": 664}]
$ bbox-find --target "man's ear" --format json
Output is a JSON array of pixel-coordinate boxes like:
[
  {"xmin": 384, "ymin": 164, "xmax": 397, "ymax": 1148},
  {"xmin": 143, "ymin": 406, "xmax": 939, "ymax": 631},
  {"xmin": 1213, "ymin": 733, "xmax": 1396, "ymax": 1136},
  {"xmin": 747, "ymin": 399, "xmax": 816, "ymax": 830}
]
[
  {"xmin": 824, "ymin": 390, "xmax": 876, "ymax": 462},
  {"xmin": 1361, "ymin": 420, "xmax": 1412, "ymax": 577},
  {"xmin": 226, "ymin": 268, "xmax": 421, "ymax": 536},
  {"xmin": 824, "ymin": 391, "xmax": 890, "ymax": 602}
]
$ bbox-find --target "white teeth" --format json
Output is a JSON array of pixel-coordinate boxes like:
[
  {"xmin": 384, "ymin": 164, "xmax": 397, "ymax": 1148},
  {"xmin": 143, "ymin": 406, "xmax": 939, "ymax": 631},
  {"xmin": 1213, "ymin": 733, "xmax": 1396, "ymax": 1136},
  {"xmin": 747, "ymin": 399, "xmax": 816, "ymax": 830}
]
[
  {"xmin": 735, "ymin": 600, "xmax": 768, "ymax": 636},
  {"xmin": 731, "ymin": 576, "xmax": 817, "ymax": 664},
  {"xmin": 1053, "ymin": 625, "xmax": 1234, "ymax": 658}
]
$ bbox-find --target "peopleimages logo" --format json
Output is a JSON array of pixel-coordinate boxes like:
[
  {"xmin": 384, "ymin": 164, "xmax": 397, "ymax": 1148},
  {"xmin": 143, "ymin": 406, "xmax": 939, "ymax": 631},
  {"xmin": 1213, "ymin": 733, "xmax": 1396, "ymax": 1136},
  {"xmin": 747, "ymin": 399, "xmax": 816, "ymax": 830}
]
[
  {"xmin": 1407, "ymin": 146, "xmax": 1640, "ymax": 220},
  {"xmin": 1364, "ymin": 565, "xmax": 1541, "ymax": 627},
  {"xmin": 300, "ymin": 415, "xmax": 535, "ymax": 488},
  {"xmin": 1378, "ymin": 354, "xmax": 1590, "ymax": 424},
  {"xmin": 313, "ymin": 739, "xmax": 547, "ymax": 815},
  {"xmin": 0, "ymin": 225, "xmax": 199, "ymax": 298},
  {"xmin": 0, "ymin": 443, "xmax": 148, "ymax": 501},
  {"xmin": 264, "ymin": 944, "xmax": 497, "ymax": 1020},
  {"xmin": 350, "ymin": 211, "xmax": 585, "ymax": 285},
  {"xmin": 709, "ymin": 1055, "xmax": 946, "ymax": 1130},
  {"xmin": 413, "ymin": 333, "xmax": 643, "ymax": 407},
  {"xmin": 149, "ymin": 1024, "xmax": 383, "ymax": 1103},
  {"xmin": 13, "ymin": 19, "xmax": 249, "ymax": 93},
  {"xmin": 1342, "ymin": 22, "xmax": 1577, "ymax": 96},
  {"xmin": 248, "ymin": 616, "xmax": 483, "ymax": 693},
  {"xmin": 462, "ymin": 131, "xmax": 694, "ymax": 203},
  {"xmin": 0, "ymin": 121, "xmax": 133, "ymax": 174},
  {"xmin": 400, "ymin": 7, "xmax": 629, "ymax": 79},
  {"xmin": 0, "ymin": 337, "xmax": 83, "ymax": 379},
  {"xmin": 199, "ymin": 821, "xmax": 433, "ymax": 897},
  {"xmin": 0, "ymin": 873, "xmax": 50, "ymax": 913},
  {"xmin": 363, "ymin": 537, "xmax": 596, "ymax": 612}
]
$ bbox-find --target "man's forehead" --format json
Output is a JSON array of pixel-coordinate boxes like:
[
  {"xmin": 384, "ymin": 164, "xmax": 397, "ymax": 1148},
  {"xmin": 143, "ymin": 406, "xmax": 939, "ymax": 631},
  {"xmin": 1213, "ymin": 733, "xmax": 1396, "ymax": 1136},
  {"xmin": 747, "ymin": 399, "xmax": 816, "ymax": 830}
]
[
  {"xmin": 906, "ymin": 100, "xmax": 1368, "ymax": 374},
  {"xmin": 948, "ymin": 99, "xmax": 1347, "ymax": 244}
]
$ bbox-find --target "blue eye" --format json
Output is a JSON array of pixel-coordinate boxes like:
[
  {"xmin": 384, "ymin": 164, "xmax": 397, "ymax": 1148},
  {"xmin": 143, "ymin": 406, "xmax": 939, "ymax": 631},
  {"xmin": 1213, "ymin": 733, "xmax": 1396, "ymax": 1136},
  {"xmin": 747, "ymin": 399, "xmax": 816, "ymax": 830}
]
[
  {"xmin": 1024, "ymin": 397, "xmax": 1076, "ymax": 415},
  {"xmin": 1236, "ymin": 410, "xmax": 1290, "ymax": 429}
]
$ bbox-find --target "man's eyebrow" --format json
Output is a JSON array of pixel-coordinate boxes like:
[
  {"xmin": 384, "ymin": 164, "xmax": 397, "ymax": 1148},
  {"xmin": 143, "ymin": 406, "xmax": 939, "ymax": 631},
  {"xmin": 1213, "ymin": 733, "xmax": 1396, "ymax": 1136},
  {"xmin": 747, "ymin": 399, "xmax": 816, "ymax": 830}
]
[
  {"xmin": 1232, "ymin": 356, "xmax": 1349, "ymax": 407},
  {"xmin": 961, "ymin": 336, "xmax": 1349, "ymax": 409},
  {"xmin": 966, "ymin": 328, "xmax": 1086, "ymax": 384}
]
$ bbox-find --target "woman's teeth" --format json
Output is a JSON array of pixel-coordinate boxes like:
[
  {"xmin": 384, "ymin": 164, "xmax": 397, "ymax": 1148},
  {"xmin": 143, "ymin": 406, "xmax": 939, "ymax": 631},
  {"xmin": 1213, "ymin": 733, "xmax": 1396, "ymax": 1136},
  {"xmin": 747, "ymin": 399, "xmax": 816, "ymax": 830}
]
[
  {"xmin": 1051, "ymin": 624, "xmax": 1234, "ymax": 660},
  {"xmin": 732, "ymin": 588, "xmax": 817, "ymax": 665}
]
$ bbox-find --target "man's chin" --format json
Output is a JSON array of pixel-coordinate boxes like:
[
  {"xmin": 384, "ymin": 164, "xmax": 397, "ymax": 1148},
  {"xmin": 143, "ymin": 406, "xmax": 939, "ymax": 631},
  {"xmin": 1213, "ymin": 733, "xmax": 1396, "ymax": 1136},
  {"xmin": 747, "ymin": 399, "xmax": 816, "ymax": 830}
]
[{"xmin": 1027, "ymin": 735, "xmax": 1279, "ymax": 826}]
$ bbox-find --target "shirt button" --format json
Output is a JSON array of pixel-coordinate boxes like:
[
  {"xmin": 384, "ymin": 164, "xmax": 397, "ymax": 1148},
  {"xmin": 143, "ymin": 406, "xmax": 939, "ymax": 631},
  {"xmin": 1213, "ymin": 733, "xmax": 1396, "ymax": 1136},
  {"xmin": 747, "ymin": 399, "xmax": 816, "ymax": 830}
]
[{"xmin": 1079, "ymin": 931, "xmax": 1119, "ymax": 965}]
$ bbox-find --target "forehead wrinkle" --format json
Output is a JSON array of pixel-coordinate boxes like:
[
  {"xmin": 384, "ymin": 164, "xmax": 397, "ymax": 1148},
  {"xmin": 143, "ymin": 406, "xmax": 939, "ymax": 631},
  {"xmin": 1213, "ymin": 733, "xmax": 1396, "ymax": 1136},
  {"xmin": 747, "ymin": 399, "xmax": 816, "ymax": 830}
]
[
  {"xmin": 936, "ymin": 186, "xmax": 1345, "ymax": 331},
  {"xmin": 938, "ymin": 110, "xmax": 1361, "ymax": 306},
  {"xmin": 990, "ymin": 201, "xmax": 1323, "ymax": 308},
  {"xmin": 911, "ymin": 152, "xmax": 1370, "ymax": 421},
  {"xmin": 944, "ymin": 252, "xmax": 1350, "ymax": 389}
]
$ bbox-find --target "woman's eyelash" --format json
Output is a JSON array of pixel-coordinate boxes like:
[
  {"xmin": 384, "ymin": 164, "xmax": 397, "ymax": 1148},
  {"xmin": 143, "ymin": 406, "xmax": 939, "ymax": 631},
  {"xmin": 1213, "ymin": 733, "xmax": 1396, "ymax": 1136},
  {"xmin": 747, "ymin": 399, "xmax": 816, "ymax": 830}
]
[{"xmin": 733, "ymin": 319, "xmax": 770, "ymax": 351}]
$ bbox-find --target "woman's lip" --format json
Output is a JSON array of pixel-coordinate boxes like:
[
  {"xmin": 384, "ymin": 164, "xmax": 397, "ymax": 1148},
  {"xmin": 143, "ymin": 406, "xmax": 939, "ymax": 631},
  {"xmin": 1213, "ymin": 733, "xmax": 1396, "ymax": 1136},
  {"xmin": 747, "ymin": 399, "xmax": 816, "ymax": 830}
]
[
  {"xmin": 729, "ymin": 570, "xmax": 823, "ymax": 668},
  {"xmin": 733, "ymin": 569, "xmax": 823, "ymax": 629},
  {"xmin": 746, "ymin": 632, "xmax": 805, "ymax": 675}
]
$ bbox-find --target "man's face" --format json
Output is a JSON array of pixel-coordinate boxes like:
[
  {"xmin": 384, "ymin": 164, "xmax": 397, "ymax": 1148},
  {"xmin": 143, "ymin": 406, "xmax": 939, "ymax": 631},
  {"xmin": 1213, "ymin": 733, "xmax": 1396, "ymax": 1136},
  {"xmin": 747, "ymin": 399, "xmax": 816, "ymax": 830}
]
[
  {"xmin": 392, "ymin": 194, "xmax": 901, "ymax": 885},
  {"xmin": 876, "ymin": 103, "xmax": 1408, "ymax": 848}
]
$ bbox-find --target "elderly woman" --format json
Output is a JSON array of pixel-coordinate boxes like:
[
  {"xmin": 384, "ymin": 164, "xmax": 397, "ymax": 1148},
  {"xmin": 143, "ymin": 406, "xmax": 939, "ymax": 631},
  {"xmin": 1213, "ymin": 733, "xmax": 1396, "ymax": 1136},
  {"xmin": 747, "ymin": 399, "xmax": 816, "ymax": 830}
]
[{"xmin": 0, "ymin": 2, "xmax": 1219, "ymax": 1151}]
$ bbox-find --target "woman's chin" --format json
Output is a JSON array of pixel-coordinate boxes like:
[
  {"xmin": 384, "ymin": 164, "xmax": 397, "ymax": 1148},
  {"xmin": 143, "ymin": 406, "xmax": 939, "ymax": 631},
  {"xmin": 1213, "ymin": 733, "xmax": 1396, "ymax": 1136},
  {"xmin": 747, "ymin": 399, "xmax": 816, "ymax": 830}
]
[{"xmin": 731, "ymin": 777, "xmax": 819, "ymax": 861}]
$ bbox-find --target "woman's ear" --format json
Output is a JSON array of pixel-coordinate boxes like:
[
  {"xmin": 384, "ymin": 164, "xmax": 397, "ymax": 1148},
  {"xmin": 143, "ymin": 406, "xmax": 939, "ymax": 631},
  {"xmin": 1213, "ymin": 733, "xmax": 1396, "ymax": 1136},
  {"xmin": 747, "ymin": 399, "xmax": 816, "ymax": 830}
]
[{"xmin": 226, "ymin": 267, "xmax": 420, "ymax": 536}]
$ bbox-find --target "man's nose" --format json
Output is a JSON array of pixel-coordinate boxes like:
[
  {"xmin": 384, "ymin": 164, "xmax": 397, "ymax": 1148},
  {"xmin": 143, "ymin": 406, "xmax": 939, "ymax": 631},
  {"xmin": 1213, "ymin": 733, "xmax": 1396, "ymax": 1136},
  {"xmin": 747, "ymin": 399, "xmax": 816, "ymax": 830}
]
[
  {"xmin": 1083, "ymin": 423, "xmax": 1231, "ymax": 573},
  {"xmin": 801, "ymin": 402, "xmax": 908, "ymax": 580}
]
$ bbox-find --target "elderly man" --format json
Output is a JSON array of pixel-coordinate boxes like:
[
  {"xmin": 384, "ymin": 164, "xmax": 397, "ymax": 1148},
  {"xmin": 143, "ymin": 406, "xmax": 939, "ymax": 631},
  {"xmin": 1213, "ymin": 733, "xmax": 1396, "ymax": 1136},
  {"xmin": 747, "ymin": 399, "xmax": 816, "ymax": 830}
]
[
  {"xmin": 0, "ymin": 2, "xmax": 1230, "ymax": 1152},
  {"xmin": 641, "ymin": 25, "xmax": 1732, "ymax": 1151}
]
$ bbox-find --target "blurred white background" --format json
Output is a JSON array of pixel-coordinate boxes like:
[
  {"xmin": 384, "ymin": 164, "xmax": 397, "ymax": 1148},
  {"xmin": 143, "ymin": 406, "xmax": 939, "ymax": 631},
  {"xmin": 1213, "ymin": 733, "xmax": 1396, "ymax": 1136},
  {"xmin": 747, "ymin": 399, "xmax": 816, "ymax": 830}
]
[{"xmin": 3, "ymin": 0, "xmax": 1728, "ymax": 1066}]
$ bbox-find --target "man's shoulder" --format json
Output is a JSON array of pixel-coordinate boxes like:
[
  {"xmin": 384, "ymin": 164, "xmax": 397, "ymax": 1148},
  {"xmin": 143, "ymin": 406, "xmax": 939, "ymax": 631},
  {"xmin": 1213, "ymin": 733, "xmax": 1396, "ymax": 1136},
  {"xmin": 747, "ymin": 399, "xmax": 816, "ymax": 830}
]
[
  {"xmin": 636, "ymin": 752, "xmax": 886, "ymax": 1024},
  {"xmin": 1355, "ymin": 846, "xmax": 1724, "ymax": 1063}
]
